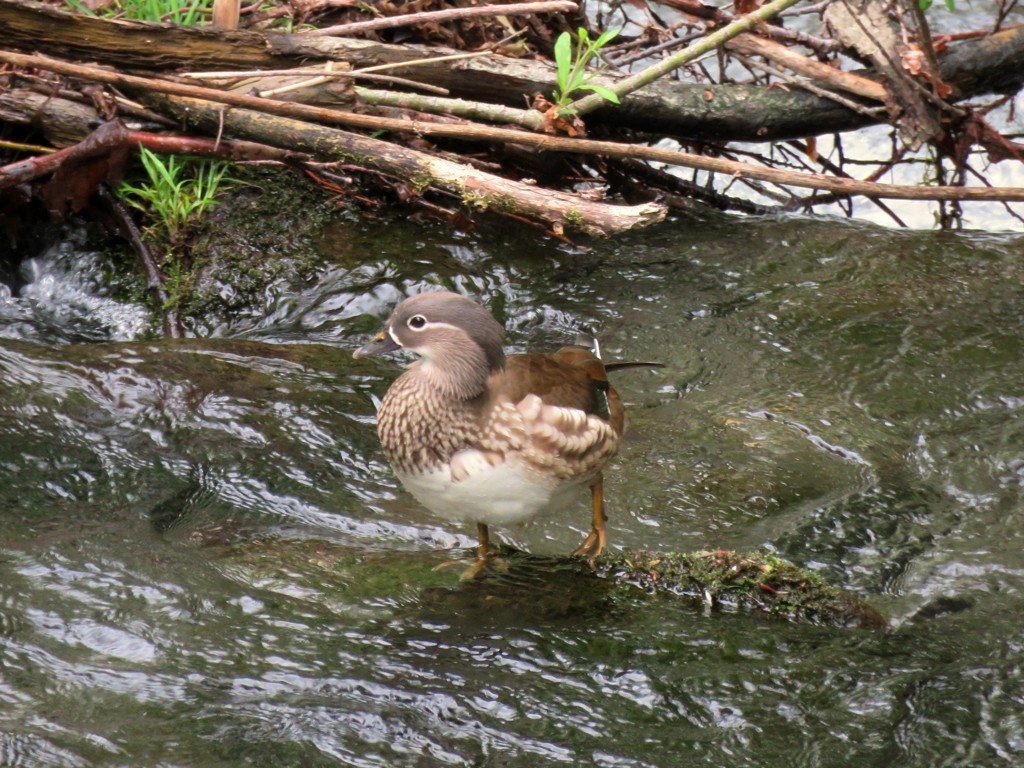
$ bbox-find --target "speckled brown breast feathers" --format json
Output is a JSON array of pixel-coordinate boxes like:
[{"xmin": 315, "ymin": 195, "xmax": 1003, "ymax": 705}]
[{"xmin": 377, "ymin": 350, "xmax": 622, "ymax": 482}]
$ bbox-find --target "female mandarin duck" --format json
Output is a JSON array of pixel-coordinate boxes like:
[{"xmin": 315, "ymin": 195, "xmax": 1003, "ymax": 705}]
[{"xmin": 354, "ymin": 291, "xmax": 625, "ymax": 577}]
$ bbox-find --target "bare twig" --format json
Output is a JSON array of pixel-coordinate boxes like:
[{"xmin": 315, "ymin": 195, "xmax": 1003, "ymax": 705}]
[
  {"xmin": 97, "ymin": 184, "xmax": 184, "ymax": 339},
  {"xmin": 993, "ymin": 0, "xmax": 1020, "ymax": 32},
  {"xmin": 352, "ymin": 48, "xmax": 503, "ymax": 75},
  {"xmin": 182, "ymin": 67, "xmax": 450, "ymax": 95},
  {"xmin": 355, "ymin": 87, "xmax": 544, "ymax": 130},
  {"xmin": 308, "ymin": 1, "xmax": 577, "ymax": 37},
  {"xmin": 727, "ymin": 33, "xmax": 887, "ymax": 103},
  {"xmin": 570, "ymin": 0, "xmax": 805, "ymax": 117},
  {"xmin": 661, "ymin": 0, "xmax": 839, "ymax": 54},
  {"xmin": 732, "ymin": 54, "xmax": 887, "ymax": 119},
  {"xmin": 784, "ymin": 138, "xmax": 908, "ymax": 226},
  {"xmin": 608, "ymin": 29, "xmax": 705, "ymax": 68}
]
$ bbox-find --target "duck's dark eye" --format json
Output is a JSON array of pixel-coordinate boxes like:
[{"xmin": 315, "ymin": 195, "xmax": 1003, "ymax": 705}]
[{"xmin": 407, "ymin": 315, "xmax": 427, "ymax": 330}]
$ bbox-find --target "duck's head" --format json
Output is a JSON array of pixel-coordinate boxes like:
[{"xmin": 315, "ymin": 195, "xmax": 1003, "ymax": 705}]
[{"xmin": 354, "ymin": 291, "xmax": 506, "ymax": 399}]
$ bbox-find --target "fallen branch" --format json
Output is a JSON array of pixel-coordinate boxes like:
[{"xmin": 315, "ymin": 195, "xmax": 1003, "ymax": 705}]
[
  {"xmin": 96, "ymin": 185, "xmax": 184, "ymax": 339},
  {"xmin": 308, "ymin": 1, "xmax": 578, "ymax": 38},
  {"xmin": 726, "ymin": 33, "xmax": 888, "ymax": 102},
  {"xmin": 147, "ymin": 92, "xmax": 667, "ymax": 236},
  {"xmin": 0, "ymin": 107, "xmax": 304, "ymax": 187},
  {"xmin": 181, "ymin": 67, "xmax": 448, "ymax": 96},
  {"xmin": 354, "ymin": 87, "xmax": 545, "ymax": 131},
  {"xmin": 571, "ymin": 0, "xmax": 805, "ymax": 116},
  {"xmin": 661, "ymin": 0, "xmax": 839, "ymax": 55},
  {"xmin": 0, "ymin": 84, "xmax": 660, "ymax": 236},
  {"xmin": 824, "ymin": 0, "xmax": 945, "ymax": 149}
]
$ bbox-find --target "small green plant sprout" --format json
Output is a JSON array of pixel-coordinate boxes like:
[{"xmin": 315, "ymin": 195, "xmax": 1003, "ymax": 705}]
[
  {"xmin": 551, "ymin": 27, "xmax": 621, "ymax": 115},
  {"xmin": 919, "ymin": 0, "xmax": 955, "ymax": 10},
  {"xmin": 117, "ymin": 146, "xmax": 233, "ymax": 242},
  {"xmin": 64, "ymin": 0, "xmax": 213, "ymax": 24}
]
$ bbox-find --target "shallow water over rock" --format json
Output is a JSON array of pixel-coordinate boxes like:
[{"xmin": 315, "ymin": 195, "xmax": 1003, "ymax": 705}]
[{"xmin": 2, "ymin": 213, "xmax": 1023, "ymax": 766}]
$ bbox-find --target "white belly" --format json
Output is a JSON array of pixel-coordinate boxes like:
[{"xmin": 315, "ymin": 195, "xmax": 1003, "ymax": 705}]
[{"xmin": 396, "ymin": 460, "xmax": 587, "ymax": 527}]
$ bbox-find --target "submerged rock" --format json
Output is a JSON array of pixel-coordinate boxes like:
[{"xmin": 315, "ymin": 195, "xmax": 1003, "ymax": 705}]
[
  {"xmin": 601, "ymin": 549, "xmax": 887, "ymax": 630},
  {"xmin": 212, "ymin": 534, "xmax": 887, "ymax": 630}
]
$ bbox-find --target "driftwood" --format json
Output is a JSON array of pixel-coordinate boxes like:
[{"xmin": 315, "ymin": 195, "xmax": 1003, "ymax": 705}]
[
  {"xmin": 2, "ymin": 0, "xmax": 1023, "ymax": 142},
  {"xmin": 309, "ymin": 1, "xmax": 579, "ymax": 37},
  {"xmin": 0, "ymin": 78, "xmax": 666, "ymax": 236},
  {"xmin": 726, "ymin": 33, "xmax": 888, "ymax": 104},
  {"xmin": 824, "ymin": 0, "xmax": 944, "ymax": 149}
]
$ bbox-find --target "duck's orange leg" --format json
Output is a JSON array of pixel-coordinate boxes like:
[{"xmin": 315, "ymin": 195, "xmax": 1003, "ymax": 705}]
[
  {"xmin": 572, "ymin": 473, "xmax": 607, "ymax": 560},
  {"xmin": 435, "ymin": 522, "xmax": 503, "ymax": 580}
]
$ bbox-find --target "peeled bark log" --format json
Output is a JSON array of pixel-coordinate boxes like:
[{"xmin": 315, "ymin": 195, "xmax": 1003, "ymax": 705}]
[{"xmin": 147, "ymin": 93, "xmax": 667, "ymax": 236}]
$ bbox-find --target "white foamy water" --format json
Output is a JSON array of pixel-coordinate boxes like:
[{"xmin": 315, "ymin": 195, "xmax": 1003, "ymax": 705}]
[{"xmin": 1, "ymin": 230, "xmax": 153, "ymax": 343}]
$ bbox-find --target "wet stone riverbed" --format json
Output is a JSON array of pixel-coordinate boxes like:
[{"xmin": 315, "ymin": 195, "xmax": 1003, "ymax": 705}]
[{"xmin": 1, "ymin": 211, "xmax": 1023, "ymax": 766}]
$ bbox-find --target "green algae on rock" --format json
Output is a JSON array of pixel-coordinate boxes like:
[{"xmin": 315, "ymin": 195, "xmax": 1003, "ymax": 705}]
[
  {"xmin": 601, "ymin": 550, "xmax": 887, "ymax": 630},
  {"xmin": 207, "ymin": 532, "xmax": 886, "ymax": 630}
]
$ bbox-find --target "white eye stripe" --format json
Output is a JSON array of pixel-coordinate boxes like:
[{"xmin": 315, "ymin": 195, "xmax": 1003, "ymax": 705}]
[{"xmin": 404, "ymin": 318, "xmax": 461, "ymax": 333}]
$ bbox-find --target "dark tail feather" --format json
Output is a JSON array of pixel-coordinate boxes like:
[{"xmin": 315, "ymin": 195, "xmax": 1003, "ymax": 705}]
[
  {"xmin": 605, "ymin": 361, "xmax": 666, "ymax": 372},
  {"xmin": 570, "ymin": 334, "xmax": 665, "ymax": 372}
]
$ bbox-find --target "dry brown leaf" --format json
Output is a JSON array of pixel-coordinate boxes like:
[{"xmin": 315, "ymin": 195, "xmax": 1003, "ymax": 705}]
[{"xmin": 900, "ymin": 47, "xmax": 925, "ymax": 76}]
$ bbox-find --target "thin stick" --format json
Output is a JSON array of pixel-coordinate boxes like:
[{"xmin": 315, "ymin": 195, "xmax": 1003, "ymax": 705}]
[
  {"xmin": 183, "ymin": 47, "xmax": 512, "ymax": 82},
  {"xmin": 0, "ymin": 139, "xmax": 56, "ymax": 154},
  {"xmin": 726, "ymin": 33, "xmax": 887, "ymax": 103},
  {"xmin": 732, "ymin": 54, "xmax": 886, "ymax": 119},
  {"xmin": 354, "ymin": 87, "xmax": 544, "ymax": 131},
  {"xmin": 308, "ymin": 1, "xmax": 577, "ymax": 37},
  {"xmin": 351, "ymin": 43, "xmax": 516, "ymax": 76},
  {"xmin": 570, "ymin": 0, "xmax": 805, "ymax": 116},
  {"xmin": 182, "ymin": 67, "xmax": 450, "ymax": 95},
  {"xmin": 97, "ymin": 184, "xmax": 184, "ymax": 339},
  {"xmin": 184, "ymin": 67, "xmax": 419, "ymax": 80}
]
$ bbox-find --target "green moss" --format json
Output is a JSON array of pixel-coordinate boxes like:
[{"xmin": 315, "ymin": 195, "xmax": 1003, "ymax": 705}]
[
  {"xmin": 600, "ymin": 550, "xmax": 887, "ymax": 629},
  {"xmin": 461, "ymin": 190, "xmax": 492, "ymax": 211},
  {"xmin": 175, "ymin": 166, "xmax": 339, "ymax": 331},
  {"xmin": 563, "ymin": 208, "xmax": 586, "ymax": 228},
  {"xmin": 410, "ymin": 171, "xmax": 434, "ymax": 196},
  {"xmin": 214, "ymin": 534, "xmax": 887, "ymax": 629}
]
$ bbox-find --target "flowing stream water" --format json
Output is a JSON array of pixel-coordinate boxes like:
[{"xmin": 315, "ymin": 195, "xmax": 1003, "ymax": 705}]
[{"xmin": 1, "ymin": 211, "xmax": 1023, "ymax": 766}]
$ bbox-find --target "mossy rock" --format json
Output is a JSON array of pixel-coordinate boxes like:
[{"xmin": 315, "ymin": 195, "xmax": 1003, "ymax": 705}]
[
  {"xmin": 600, "ymin": 550, "xmax": 887, "ymax": 629},
  {"xmin": 210, "ymin": 534, "xmax": 886, "ymax": 630}
]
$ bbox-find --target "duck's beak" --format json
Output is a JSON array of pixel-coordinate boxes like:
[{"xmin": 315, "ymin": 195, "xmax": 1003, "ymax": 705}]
[{"xmin": 353, "ymin": 329, "xmax": 401, "ymax": 359}]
